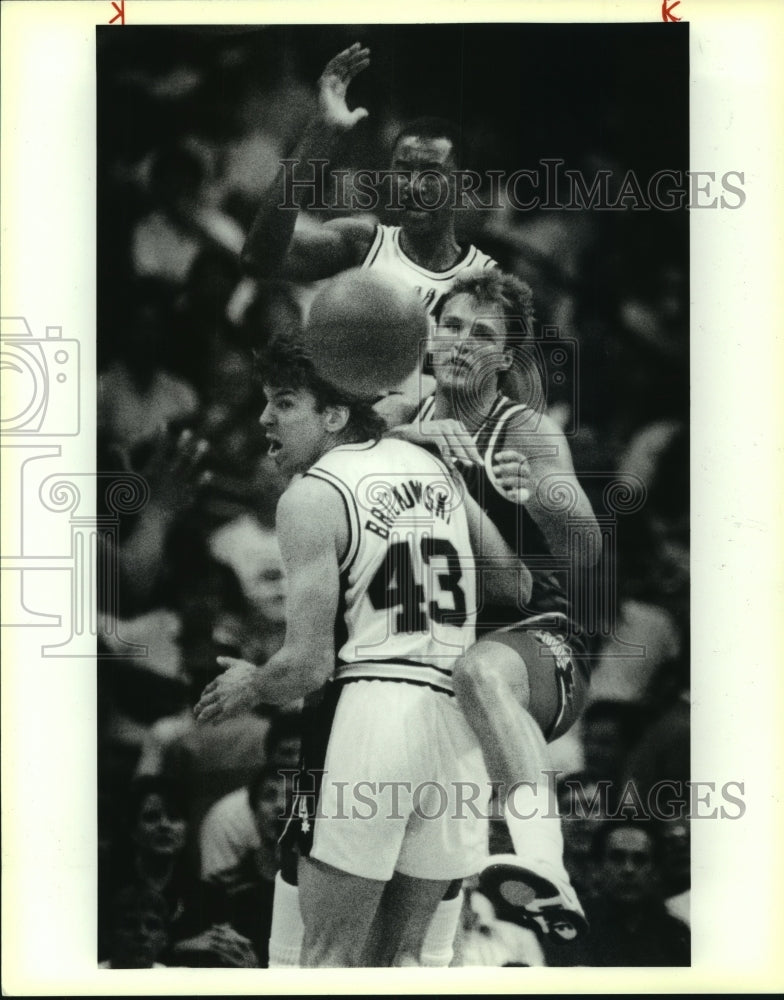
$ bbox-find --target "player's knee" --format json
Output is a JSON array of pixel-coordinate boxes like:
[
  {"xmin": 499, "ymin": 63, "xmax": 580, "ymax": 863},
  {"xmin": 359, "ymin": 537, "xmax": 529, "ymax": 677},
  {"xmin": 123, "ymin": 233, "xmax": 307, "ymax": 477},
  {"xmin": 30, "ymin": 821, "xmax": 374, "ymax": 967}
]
[{"xmin": 453, "ymin": 646, "xmax": 509, "ymax": 709}]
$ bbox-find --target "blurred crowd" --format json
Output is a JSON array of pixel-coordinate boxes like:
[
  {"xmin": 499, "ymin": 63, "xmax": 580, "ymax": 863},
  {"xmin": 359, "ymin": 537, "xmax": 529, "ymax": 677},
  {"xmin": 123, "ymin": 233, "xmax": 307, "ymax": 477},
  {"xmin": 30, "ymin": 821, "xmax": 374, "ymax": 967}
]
[{"xmin": 97, "ymin": 26, "xmax": 689, "ymax": 967}]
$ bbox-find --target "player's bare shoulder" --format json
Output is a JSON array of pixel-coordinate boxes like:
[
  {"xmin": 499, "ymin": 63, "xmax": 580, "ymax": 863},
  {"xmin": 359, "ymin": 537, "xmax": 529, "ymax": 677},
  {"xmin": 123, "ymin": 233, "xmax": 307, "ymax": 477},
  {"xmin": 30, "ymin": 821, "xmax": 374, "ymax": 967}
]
[{"xmin": 276, "ymin": 473, "xmax": 349, "ymax": 558}]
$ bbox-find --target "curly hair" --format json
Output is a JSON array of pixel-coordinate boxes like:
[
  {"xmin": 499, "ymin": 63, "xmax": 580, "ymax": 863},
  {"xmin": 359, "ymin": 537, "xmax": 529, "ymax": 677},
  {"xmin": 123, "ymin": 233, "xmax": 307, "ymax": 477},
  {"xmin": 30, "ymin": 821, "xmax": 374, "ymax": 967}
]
[
  {"xmin": 437, "ymin": 270, "xmax": 536, "ymax": 343},
  {"xmin": 254, "ymin": 333, "xmax": 387, "ymax": 443}
]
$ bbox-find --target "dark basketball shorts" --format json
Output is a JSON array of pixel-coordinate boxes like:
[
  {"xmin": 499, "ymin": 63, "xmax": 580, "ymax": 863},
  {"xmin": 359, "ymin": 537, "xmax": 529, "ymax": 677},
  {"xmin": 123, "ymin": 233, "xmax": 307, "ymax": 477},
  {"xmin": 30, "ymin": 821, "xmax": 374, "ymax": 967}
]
[{"xmin": 479, "ymin": 619, "xmax": 590, "ymax": 743}]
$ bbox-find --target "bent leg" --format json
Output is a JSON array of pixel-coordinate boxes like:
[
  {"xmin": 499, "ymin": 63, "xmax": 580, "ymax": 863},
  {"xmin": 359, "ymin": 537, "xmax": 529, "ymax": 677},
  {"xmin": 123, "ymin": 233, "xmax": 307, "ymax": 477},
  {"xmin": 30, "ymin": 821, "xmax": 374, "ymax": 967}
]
[
  {"xmin": 452, "ymin": 630, "xmax": 588, "ymax": 940},
  {"xmin": 452, "ymin": 629, "xmax": 586, "ymax": 799}
]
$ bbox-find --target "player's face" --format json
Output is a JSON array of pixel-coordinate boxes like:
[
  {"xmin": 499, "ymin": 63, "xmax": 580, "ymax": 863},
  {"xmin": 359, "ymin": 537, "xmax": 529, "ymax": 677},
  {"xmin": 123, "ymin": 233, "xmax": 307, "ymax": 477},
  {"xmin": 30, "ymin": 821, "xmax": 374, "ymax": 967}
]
[
  {"xmin": 390, "ymin": 136, "xmax": 456, "ymax": 235},
  {"xmin": 260, "ymin": 386, "xmax": 333, "ymax": 477},
  {"xmin": 431, "ymin": 293, "xmax": 511, "ymax": 396}
]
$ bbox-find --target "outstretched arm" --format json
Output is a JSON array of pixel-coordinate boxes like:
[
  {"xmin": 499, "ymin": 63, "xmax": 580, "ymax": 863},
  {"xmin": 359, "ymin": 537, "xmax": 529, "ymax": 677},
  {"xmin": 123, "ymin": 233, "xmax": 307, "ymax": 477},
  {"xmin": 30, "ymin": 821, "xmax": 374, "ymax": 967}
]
[
  {"xmin": 242, "ymin": 43, "xmax": 376, "ymax": 280},
  {"xmin": 194, "ymin": 477, "xmax": 346, "ymax": 719}
]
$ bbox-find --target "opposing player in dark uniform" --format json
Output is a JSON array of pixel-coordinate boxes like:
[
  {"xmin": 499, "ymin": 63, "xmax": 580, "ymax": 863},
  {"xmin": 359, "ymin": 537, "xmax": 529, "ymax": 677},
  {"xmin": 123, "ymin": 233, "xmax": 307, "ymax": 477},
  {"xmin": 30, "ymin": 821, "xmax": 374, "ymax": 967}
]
[
  {"xmin": 195, "ymin": 271, "xmax": 530, "ymax": 966},
  {"xmin": 392, "ymin": 269, "xmax": 601, "ymax": 942}
]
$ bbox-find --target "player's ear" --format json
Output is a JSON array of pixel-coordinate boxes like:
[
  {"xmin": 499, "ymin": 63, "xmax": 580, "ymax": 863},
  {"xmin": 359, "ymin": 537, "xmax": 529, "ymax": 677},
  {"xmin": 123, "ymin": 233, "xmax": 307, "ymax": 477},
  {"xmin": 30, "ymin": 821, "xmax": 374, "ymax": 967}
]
[
  {"xmin": 499, "ymin": 349, "xmax": 513, "ymax": 372},
  {"xmin": 324, "ymin": 405, "xmax": 350, "ymax": 434}
]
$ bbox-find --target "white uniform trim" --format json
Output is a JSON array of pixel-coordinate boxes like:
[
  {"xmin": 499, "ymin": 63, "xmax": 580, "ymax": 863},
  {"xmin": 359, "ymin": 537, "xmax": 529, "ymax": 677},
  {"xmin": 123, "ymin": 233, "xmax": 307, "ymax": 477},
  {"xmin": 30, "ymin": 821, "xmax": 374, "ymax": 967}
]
[{"xmin": 306, "ymin": 465, "xmax": 361, "ymax": 574}]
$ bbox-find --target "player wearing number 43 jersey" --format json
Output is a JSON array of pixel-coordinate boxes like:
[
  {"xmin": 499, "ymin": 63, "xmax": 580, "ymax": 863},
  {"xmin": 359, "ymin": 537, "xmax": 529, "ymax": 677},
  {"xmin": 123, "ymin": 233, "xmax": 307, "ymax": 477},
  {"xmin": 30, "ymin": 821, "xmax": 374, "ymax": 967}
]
[{"xmin": 195, "ymin": 272, "xmax": 530, "ymax": 968}]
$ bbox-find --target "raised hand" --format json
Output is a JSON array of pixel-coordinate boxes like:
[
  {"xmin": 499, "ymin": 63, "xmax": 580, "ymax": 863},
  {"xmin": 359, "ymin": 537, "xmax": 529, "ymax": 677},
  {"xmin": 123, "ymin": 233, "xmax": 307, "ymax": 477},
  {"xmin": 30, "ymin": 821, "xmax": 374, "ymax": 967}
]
[
  {"xmin": 142, "ymin": 425, "xmax": 211, "ymax": 515},
  {"xmin": 490, "ymin": 448, "xmax": 533, "ymax": 504},
  {"xmin": 317, "ymin": 42, "xmax": 371, "ymax": 130}
]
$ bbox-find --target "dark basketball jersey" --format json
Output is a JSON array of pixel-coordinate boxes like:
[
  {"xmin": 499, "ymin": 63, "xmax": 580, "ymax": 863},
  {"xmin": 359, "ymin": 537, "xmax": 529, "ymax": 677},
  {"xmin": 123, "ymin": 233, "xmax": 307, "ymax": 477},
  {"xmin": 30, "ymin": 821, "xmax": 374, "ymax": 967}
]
[{"xmin": 414, "ymin": 394, "xmax": 578, "ymax": 638}]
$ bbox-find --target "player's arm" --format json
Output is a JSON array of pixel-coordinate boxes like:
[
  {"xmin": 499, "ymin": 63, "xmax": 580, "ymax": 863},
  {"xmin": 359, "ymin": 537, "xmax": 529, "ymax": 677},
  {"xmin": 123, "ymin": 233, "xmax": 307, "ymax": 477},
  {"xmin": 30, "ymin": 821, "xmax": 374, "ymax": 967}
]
[
  {"xmin": 241, "ymin": 43, "xmax": 376, "ymax": 280},
  {"xmin": 194, "ymin": 477, "xmax": 345, "ymax": 719},
  {"xmin": 460, "ymin": 480, "xmax": 533, "ymax": 607},
  {"xmin": 494, "ymin": 408, "xmax": 601, "ymax": 566}
]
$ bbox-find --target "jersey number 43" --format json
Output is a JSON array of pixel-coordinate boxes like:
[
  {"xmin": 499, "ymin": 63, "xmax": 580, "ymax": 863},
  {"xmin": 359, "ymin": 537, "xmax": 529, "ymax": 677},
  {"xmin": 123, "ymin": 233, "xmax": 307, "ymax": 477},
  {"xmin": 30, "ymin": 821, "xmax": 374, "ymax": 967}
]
[{"xmin": 367, "ymin": 535, "xmax": 467, "ymax": 633}]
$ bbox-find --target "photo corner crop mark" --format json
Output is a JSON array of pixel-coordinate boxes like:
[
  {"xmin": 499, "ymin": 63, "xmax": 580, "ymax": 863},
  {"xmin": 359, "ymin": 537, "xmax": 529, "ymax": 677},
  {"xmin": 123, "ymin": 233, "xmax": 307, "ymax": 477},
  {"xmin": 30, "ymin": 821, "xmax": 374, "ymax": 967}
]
[
  {"xmin": 109, "ymin": 0, "xmax": 126, "ymax": 26},
  {"xmin": 662, "ymin": 0, "xmax": 682, "ymax": 23}
]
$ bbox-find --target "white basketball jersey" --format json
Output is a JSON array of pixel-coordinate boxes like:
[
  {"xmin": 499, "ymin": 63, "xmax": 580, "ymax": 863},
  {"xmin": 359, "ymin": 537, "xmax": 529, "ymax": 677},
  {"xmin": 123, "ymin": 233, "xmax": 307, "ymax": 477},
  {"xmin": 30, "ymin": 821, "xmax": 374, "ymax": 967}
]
[
  {"xmin": 361, "ymin": 224, "xmax": 498, "ymax": 323},
  {"xmin": 306, "ymin": 438, "xmax": 477, "ymax": 695}
]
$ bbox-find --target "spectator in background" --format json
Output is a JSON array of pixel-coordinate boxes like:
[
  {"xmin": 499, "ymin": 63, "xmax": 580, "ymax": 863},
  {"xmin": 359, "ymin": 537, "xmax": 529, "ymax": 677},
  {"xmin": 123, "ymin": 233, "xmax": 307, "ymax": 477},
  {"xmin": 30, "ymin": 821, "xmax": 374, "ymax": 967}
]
[
  {"xmin": 129, "ymin": 550, "xmax": 250, "ymax": 776},
  {"xmin": 98, "ymin": 281, "xmax": 200, "ymax": 457},
  {"xmin": 579, "ymin": 700, "xmax": 649, "ymax": 810},
  {"xmin": 99, "ymin": 886, "xmax": 170, "ymax": 969},
  {"xmin": 158, "ymin": 665, "xmax": 271, "ymax": 851},
  {"xmin": 622, "ymin": 653, "xmax": 690, "ymax": 831},
  {"xmin": 169, "ymin": 248, "xmax": 242, "ymax": 395},
  {"xmin": 210, "ymin": 514, "xmax": 286, "ymax": 621},
  {"xmin": 657, "ymin": 817, "xmax": 691, "ymax": 928},
  {"xmin": 132, "ymin": 140, "xmax": 244, "ymax": 285},
  {"xmin": 200, "ymin": 762, "xmax": 288, "ymax": 965},
  {"xmin": 555, "ymin": 772, "xmax": 612, "ymax": 903},
  {"xmin": 546, "ymin": 820, "xmax": 690, "ymax": 967},
  {"xmin": 99, "ymin": 775, "xmax": 197, "ymax": 958},
  {"xmin": 99, "ymin": 775, "xmax": 258, "ymax": 968},
  {"xmin": 198, "ymin": 713, "xmax": 301, "ymax": 965}
]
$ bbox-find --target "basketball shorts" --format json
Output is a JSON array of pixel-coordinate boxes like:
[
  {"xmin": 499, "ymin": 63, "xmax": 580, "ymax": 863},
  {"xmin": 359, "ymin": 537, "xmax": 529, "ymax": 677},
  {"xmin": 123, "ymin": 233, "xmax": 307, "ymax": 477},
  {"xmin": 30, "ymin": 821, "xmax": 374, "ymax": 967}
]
[
  {"xmin": 281, "ymin": 677, "xmax": 490, "ymax": 882},
  {"xmin": 483, "ymin": 619, "xmax": 591, "ymax": 742}
]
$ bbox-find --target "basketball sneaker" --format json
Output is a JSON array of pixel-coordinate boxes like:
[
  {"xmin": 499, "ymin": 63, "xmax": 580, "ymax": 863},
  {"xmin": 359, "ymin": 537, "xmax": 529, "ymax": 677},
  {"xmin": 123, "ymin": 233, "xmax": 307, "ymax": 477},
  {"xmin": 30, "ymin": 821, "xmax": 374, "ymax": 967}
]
[{"xmin": 478, "ymin": 855, "xmax": 588, "ymax": 943}]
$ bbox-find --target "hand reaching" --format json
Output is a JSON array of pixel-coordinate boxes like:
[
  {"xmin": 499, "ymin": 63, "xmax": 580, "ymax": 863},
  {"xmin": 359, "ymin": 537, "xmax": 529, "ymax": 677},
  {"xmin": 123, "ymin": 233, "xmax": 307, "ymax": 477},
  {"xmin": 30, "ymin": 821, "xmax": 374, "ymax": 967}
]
[
  {"xmin": 317, "ymin": 42, "xmax": 371, "ymax": 130},
  {"xmin": 142, "ymin": 425, "xmax": 211, "ymax": 515},
  {"xmin": 194, "ymin": 656, "xmax": 261, "ymax": 724}
]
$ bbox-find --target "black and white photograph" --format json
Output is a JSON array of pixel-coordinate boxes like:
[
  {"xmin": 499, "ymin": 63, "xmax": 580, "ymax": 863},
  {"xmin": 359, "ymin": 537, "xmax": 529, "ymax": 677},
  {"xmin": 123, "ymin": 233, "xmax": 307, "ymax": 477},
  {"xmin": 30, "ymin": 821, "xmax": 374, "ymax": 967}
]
[
  {"xmin": 95, "ymin": 19, "xmax": 692, "ymax": 971},
  {"xmin": 2, "ymin": 1, "xmax": 783, "ymax": 994}
]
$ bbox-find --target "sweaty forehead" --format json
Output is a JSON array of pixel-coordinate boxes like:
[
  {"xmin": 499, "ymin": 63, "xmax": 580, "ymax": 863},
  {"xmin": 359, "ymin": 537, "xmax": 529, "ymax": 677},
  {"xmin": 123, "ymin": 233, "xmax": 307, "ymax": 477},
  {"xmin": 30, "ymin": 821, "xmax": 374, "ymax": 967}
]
[{"xmin": 392, "ymin": 136, "xmax": 455, "ymax": 166}]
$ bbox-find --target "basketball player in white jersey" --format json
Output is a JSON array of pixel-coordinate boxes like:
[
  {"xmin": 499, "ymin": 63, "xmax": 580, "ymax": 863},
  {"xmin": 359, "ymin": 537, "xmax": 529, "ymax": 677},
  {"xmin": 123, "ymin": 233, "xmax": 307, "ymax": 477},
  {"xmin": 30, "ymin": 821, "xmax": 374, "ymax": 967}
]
[
  {"xmin": 390, "ymin": 269, "xmax": 602, "ymax": 943},
  {"xmin": 194, "ymin": 273, "xmax": 530, "ymax": 967},
  {"xmin": 241, "ymin": 43, "xmax": 498, "ymax": 327}
]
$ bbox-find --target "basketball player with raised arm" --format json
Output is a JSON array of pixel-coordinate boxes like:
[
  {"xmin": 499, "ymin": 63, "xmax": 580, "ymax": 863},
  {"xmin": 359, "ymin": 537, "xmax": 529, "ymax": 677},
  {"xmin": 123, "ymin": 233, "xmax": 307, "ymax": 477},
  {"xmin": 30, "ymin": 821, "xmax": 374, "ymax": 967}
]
[
  {"xmin": 391, "ymin": 269, "xmax": 602, "ymax": 944},
  {"xmin": 241, "ymin": 44, "xmax": 497, "ymax": 336},
  {"xmin": 194, "ymin": 271, "xmax": 530, "ymax": 967}
]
